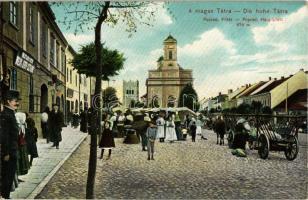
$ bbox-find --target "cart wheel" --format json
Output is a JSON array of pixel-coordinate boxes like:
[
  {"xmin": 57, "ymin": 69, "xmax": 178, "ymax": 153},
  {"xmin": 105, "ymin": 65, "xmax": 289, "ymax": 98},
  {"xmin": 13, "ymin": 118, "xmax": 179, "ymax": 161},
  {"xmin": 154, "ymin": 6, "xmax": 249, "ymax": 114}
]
[
  {"xmin": 284, "ymin": 135, "xmax": 299, "ymax": 161},
  {"xmin": 227, "ymin": 130, "xmax": 234, "ymax": 149},
  {"xmin": 258, "ymin": 134, "xmax": 270, "ymax": 159}
]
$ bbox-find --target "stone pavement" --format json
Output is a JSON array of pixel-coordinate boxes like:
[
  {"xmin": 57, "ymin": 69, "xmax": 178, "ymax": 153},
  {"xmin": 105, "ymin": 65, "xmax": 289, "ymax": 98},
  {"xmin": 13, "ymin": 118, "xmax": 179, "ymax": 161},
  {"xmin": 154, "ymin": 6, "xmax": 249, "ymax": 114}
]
[
  {"xmin": 37, "ymin": 129, "xmax": 307, "ymax": 199},
  {"xmin": 11, "ymin": 126, "xmax": 87, "ymax": 199}
]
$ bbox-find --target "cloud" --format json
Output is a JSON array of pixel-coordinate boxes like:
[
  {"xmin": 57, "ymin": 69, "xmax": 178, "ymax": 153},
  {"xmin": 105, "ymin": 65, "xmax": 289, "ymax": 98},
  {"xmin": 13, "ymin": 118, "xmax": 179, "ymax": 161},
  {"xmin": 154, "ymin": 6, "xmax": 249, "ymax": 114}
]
[
  {"xmin": 178, "ymin": 28, "xmax": 236, "ymax": 57},
  {"xmin": 64, "ymin": 33, "xmax": 94, "ymax": 50},
  {"xmin": 252, "ymin": 6, "xmax": 308, "ymax": 44},
  {"xmin": 154, "ymin": 2, "xmax": 173, "ymax": 25}
]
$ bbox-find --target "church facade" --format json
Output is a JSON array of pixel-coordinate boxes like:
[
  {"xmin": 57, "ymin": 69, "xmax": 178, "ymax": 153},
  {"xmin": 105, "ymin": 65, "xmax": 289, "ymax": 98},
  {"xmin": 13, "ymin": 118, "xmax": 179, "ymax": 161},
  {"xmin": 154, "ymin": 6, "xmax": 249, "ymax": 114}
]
[{"xmin": 146, "ymin": 35, "xmax": 193, "ymax": 107}]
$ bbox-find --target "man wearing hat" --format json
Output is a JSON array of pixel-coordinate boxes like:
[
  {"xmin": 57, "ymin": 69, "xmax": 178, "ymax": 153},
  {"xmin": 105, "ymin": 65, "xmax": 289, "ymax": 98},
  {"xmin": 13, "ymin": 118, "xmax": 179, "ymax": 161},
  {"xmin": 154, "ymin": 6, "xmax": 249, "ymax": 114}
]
[
  {"xmin": 1, "ymin": 90, "xmax": 21, "ymax": 199},
  {"xmin": 132, "ymin": 112, "xmax": 148, "ymax": 151},
  {"xmin": 49, "ymin": 103, "xmax": 64, "ymax": 149}
]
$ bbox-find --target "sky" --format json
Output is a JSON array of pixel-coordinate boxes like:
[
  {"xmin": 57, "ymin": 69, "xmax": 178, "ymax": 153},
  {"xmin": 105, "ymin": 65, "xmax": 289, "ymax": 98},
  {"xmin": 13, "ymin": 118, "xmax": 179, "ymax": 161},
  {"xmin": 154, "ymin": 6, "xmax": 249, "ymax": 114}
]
[{"xmin": 51, "ymin": 1, "xmax": 308, "ymax": 102}]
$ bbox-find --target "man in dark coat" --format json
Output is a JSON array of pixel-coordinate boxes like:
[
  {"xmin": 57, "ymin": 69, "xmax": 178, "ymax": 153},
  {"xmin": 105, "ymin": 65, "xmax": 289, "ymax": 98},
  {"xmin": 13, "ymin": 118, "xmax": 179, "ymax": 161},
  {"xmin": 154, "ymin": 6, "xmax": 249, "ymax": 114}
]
[
  {"xmin": 1, "ymin": 90, "xmax": 20, "ymax": 199},
  {"xmin": 79, "ymin": 109, "xmax": 88, "ymax": 133},
  {"xmin": 49, "ymin": 104, "xmax": 64, "ymax": 149},
  {"xmin": 132, "ymin": 113, "xmax": 148, "ymax": 151}
]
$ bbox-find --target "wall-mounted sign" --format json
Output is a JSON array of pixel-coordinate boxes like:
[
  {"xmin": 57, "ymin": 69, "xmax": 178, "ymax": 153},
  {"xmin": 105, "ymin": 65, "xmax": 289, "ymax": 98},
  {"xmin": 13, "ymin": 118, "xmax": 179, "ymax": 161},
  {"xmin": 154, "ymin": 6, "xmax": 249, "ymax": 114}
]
[{"xmin": 14, "ymin": 51, "xmax": 36, "ymax": 73}]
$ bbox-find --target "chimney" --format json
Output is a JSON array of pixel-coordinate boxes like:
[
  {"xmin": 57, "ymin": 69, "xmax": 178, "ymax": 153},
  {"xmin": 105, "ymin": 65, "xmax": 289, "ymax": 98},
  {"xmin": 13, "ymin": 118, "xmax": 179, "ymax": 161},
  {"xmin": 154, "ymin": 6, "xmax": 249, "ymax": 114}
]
[
  {"xmin": 218, "ymin": 92, "xmax": 222, "ymax": 96},
  {"xmin": 228, "ymin": 89, "xmax": 233, "ymax": 94},
  {"xmin": 245, "ymin": 84, "xmax": 249, "ymax": 88},
  {"xmin": 249, "ymin": 83, "xmax": 251, "ymax": 87},
  {"xmin": 300, "ymin": 68, "xmax": 304, "ymax": 71},
  {"xmin": 281, "ymin": 76, "xmax": 284, "ymax": 79},
  {"xmin": 269, "ymin": 77, "xmax": 272, "ymax": 80},
  {"xmin": 274, "ymin": 78, "xmax": 277, "ymax": 81}
]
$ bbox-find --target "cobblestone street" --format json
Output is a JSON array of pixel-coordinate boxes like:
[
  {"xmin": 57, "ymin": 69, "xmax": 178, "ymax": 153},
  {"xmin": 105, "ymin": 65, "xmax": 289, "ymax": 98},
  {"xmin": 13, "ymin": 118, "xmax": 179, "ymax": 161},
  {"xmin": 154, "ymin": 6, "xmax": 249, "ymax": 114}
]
[{"xmin": 37, "ymin": 130, "xmax": 307, "ymax": 199}]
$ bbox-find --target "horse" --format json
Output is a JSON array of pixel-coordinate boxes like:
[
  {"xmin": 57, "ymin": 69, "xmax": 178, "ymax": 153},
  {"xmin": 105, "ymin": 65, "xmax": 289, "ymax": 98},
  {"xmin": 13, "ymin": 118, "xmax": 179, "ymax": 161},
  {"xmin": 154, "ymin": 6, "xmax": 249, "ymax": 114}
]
[{"xmin": 214, "ymin": 117, "xmax": 226, "ymax": 145}]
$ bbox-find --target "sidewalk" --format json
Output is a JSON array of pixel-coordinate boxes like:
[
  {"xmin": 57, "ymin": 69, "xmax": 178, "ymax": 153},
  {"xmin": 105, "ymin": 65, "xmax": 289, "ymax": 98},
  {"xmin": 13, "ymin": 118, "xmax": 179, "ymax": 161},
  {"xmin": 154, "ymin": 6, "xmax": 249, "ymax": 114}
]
[{"xmin": 11, "ymin": 126, "xmax": 87, "ymax": 199}]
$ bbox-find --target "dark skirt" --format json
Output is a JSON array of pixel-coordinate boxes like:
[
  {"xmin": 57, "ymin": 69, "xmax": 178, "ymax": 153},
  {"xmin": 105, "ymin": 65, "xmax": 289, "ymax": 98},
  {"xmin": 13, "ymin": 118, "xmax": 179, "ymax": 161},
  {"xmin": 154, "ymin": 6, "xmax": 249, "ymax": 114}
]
[
  {"xmin": 99, "ymin": 130, "xmax": 115, "ymax": 148},
  {"xmin": 17, "ymin": 145, "xmax": 30, "ymax": 175},
  {"xmin": 26, "ymin": 141, "xmax": 38, "ymax": 158}
]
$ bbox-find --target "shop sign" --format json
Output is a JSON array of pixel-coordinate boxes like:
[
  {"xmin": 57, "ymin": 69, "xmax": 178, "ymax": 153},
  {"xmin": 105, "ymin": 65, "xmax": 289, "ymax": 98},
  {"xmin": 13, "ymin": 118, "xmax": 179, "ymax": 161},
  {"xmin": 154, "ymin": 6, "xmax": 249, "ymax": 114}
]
[{"xmin": 14, "ymin": 51, "xmax": 36, "ymax": 73}]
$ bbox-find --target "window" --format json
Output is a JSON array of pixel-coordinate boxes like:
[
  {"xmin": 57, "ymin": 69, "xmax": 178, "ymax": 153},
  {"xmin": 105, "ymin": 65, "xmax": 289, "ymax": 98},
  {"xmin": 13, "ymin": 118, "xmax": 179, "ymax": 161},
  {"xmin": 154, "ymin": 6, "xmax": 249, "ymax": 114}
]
[
  {"xmin": 132, "ymin": 90, "xmax": 134, "ymax": 95},
  {"xmin": 75, "ymin": 74, "xmax": 77, "ymax": 86},
  {"xmin": 50, "ymin": 35, "xmax": 55, "ymax": 65},
  {"xmin": 56, "ymin": 43, "xmax": 60, "ymax": 68},
  {"xmin": 61, "ymin": 49, "xmax": 65, "ymax": 72},
  {"xmin": 29, "ymin": 5, "xmax": 35, "ymax": 44},
  {"xmin": 9, "ymin": 2, "xmax": 17, "ymax": 26},
  {"xmin": 41, "ymin": 20, "xmax": 47, "ymax": 58},
  {"xmin": 10, "ymin": 68, "xmax": 17, "ymax": 90},
  {"xmin": 169, "ymin": 51, "xmax": 172, "ymax": 60},
  {"xmin": 66, "ymin": 68, "xmax": 68, "ymax": 83},
  {"xmin": 70, "ymin": 70, "xmax": 72, "ymax": 84},
  {"xmin": 29, "ymin": 76, "xmax": 34, "ymax": 112}
]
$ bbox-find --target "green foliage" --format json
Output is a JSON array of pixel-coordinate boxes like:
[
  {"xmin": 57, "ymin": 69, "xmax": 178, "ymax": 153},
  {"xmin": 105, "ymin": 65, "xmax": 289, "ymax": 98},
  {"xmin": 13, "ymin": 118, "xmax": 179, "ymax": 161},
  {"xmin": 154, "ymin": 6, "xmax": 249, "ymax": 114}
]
[
  {"xmin": 236, "ymin": 103, "xmax": 251, "ymax": 114},
  {"xmin": 262, "ymin": 106, "xmax": 273, "ymax": 114},
  {"xmin": 178, "ymin": 83, "xmax": 198, "ymax": 110},
  {"xmin": 70, "ymin": 43, "xmax": 125, "ymax": 80},
  {"xmin": 103, "ymin": 87, "xmax": 119, "ymax": 108},
  {"xmin": 251, "ymin": 100, "xmax": 263, "ymax": 114}
]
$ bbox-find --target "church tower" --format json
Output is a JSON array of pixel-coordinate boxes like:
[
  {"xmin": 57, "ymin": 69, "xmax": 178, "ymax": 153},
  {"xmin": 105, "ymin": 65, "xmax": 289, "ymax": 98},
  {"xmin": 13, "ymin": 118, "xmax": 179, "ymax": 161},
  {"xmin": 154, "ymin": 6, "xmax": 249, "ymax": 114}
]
[
  {"xmin": 163, "ymin": 34, "xmax": 178, "ymax": 69},
  {"xmin": 147, "ymin": 34, "xmax": 193, "ymax": 108}
]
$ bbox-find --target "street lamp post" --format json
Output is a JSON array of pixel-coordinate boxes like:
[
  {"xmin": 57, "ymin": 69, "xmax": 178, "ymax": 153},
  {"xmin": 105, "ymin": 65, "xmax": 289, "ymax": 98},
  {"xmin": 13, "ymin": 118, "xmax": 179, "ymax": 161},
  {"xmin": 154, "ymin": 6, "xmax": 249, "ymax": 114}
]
[{"xmin": 183, "ymin": 94, "xmax": 196, "ymax": 111}]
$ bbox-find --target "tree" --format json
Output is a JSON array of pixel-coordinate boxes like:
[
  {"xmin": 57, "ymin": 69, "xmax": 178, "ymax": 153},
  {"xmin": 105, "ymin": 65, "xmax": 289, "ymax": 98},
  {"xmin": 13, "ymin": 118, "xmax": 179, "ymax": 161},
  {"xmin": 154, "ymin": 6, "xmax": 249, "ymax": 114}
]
[
  {"xmin": 71, "ymin": 43, "xmax": 125, "ymax": 80},
  {"xmin": 53, "ymin": 2, "xmax": 157, "ymax": 198},
  {"xmin": 236, "ymin": 103, "xmax": 251, "ymax": 114},
  {"xmin": 262, "ymin": 106, "xmax": 273, "ymax": 114},
  {"xmin": 178, "ymin": 83, "xmax": 198, "ymax": 110},
  {"xmin": 103, "ymin": 87, "xmax": 119, "ymax": 109},
  {"xmin": 251, "ymin": 100, "xmax": 262, "ymax": 114}
]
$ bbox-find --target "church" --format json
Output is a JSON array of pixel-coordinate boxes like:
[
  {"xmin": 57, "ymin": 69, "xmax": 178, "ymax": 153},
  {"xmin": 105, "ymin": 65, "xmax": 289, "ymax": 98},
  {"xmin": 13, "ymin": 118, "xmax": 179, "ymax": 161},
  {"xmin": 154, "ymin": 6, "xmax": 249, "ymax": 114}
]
[{"xmin": 146, "ymin": 35, "xmax": 194, "ymax": 107}]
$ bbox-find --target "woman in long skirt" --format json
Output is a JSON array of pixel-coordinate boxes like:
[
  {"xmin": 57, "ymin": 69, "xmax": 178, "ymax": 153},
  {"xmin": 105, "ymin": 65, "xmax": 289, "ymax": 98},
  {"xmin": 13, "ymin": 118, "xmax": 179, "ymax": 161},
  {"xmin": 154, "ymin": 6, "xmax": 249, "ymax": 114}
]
[
  {"xmin": 156, "ymin": 115, "xmax": 165, "ymax": 142},
  {"xmin": 196, "ymin": 118, "xmax": 203, "ymax": 137},
  {"xmin": 25, "ymin": 117, "xmax": 39, "ymax": 166},
  {"xmin": 165, "ymin": 116, "xmax": 177, "ymax": 142}
]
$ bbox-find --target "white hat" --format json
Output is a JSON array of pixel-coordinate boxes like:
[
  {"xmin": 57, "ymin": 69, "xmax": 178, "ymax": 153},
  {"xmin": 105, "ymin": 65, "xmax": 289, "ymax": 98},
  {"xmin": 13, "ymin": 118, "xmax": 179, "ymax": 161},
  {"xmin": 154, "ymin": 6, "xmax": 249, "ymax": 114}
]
[
  {"xmin": 126, "ymin": 115, "xmax": 133, "ymax": 122},
  {"xmin": 144, "ymin": 116, "xmax": 151, "ymax": 122}
]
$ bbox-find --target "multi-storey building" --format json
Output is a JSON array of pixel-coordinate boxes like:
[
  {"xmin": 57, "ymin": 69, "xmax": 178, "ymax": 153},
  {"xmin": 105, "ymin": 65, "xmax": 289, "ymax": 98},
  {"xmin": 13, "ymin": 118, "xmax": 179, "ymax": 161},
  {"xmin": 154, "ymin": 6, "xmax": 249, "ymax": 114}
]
[
  {"xmin": 66, "ymin": 45, "xmax": 93, "ymax": 117},
  {"xmin": 0, "ymin": 2, "xmax": 67, "ymax": 136}
]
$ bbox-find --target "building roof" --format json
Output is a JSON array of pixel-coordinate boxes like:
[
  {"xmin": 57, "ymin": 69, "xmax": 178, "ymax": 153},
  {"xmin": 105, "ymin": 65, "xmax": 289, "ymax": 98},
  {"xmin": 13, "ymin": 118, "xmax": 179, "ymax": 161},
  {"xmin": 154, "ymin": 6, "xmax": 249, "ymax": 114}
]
[
  {"xmin": 164, "ymin": 34, "xmax": 177, "ymax": 42},
  {"xmin": 274, "ymin": 89, "xmax": 307, "ymax": 110},
  {"xmin": 238, "ymin": 81, "xmax": 266, "ymax": 97},
  {"xmin": 254, "ymin": 77, "xmax": 290, "ymax": 95}
]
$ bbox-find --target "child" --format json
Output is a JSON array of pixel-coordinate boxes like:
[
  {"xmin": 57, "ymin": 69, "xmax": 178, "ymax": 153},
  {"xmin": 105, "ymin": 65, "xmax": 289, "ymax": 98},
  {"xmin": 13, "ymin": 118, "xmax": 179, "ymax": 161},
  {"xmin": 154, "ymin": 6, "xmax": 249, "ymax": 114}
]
[
  {"xmin": 25, "ymin": 117, "xmax": 38, "ymax": 166},
  {"xmin": 99, "ymin": 120, "xmax": 115, "ymax": 160},
  {"xmin": 146, "ymin": 120, "xmax": 157, "ymax": 160}
]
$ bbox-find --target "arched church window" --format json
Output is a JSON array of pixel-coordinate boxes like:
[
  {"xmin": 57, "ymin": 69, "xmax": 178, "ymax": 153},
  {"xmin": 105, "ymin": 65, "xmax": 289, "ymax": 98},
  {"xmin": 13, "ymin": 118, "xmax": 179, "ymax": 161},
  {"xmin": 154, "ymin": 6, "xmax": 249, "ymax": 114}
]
[{"xmin": 169, "ymin": 51, "xmax": 172, "ymax": 60}]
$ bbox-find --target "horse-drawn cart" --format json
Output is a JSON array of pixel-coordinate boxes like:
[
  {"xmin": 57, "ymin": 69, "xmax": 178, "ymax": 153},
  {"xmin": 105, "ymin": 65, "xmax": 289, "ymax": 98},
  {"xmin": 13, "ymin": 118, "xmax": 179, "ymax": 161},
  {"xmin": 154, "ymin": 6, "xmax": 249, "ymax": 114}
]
[{"xmin": 224, "ymin": 114, "xmax": 305, "ymax": 160}]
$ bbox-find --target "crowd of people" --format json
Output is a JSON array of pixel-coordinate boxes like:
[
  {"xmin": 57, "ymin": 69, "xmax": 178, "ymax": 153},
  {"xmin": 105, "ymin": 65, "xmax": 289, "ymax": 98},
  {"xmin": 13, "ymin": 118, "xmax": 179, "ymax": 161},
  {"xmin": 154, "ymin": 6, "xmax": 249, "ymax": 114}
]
[
  {"xmin": 0, "ymin": 90, "xmax": 226, "ymax": 199},
  {"xmin": 0, "ymin": 89, "xmax": 64, "ymax": 199},
  {"xmin": 92, "ymin": 109, "xmax": 211, "ymax": 161}
]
